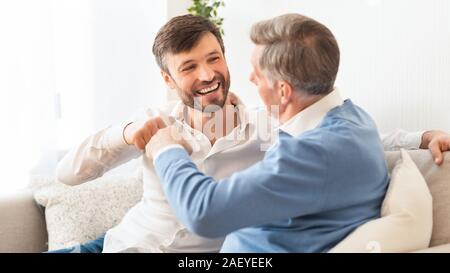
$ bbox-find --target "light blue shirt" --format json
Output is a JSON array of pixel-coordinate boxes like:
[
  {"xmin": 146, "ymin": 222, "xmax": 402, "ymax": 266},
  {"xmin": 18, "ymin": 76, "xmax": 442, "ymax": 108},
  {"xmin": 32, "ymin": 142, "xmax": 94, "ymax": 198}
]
[{"xmin": 154, "ymin": 99, "xmax": 389, "ymax": 253}]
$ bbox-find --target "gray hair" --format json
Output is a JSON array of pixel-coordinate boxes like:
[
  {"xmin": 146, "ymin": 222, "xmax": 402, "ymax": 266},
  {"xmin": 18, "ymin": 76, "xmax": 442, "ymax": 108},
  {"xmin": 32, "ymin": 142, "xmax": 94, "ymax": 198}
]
[{"xmin": 250, "ymin": 13, "xmax": 340, "ymax": 95}]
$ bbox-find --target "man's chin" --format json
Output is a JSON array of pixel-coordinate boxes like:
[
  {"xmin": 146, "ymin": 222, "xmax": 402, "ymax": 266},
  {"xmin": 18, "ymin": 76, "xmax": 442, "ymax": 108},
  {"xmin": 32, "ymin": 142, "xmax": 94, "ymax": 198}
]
[
  {"xmin": 193, "ymin": 93, "xmax": 228, "ymax": 112},
  {"xmin": 190, "ymin": 100, "xmax": 224, "ymax": 113},
  {"xmin": 202, "ymin": 102, "xmax": 225, "ymax": 113}
]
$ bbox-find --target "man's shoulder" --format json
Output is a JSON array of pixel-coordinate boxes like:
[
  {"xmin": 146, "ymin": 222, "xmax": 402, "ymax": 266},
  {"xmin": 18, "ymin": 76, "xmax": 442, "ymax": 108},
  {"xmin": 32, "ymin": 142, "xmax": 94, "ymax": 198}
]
[
  {"xmin": 324, "ymin": 99, "xmax": 376, "ymax": 128},
  {"xmin": 294, "ymin": 118, "xmax": 375, "ymax": 153}
]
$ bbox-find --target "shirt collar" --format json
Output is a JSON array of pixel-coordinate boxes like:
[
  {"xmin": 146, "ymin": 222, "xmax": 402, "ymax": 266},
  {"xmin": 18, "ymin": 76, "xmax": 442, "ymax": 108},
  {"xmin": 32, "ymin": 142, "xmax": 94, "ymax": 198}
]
[{"xmin": 279, "ymin": 88, "xmax": 344, "ymax": 137}]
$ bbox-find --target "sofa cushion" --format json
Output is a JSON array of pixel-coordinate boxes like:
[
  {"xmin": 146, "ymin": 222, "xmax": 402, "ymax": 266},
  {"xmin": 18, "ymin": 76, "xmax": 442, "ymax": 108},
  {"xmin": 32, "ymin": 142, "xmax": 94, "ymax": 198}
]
[
  {"xmin": 30, "ymin": 169, "xmax": 143, "ymax": 251},
  {"xmin": 330, "ymin": 149, "xmax": 433, "ymax": 252},
  {"xmin": 386, "ymin": 150, "xmax": 450, "ymax": 247}
]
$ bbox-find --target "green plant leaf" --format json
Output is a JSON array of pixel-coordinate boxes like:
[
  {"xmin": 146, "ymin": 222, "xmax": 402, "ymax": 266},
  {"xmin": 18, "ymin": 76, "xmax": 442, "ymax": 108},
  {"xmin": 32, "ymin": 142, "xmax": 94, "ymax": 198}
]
[{"xmin": 187, "ymin": 0, "xmax": 225, "ymax": 35}]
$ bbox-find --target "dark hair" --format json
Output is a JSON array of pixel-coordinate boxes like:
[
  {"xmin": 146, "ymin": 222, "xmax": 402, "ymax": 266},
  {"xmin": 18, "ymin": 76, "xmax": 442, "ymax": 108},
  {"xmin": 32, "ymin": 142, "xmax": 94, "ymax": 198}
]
[
  {"xmin": 251, "ymin": 13, "xmax": 340, "ymax": 95},
  {"xmin": 152, "ymin": 14, "xmax": 225, "ymax": 73}
]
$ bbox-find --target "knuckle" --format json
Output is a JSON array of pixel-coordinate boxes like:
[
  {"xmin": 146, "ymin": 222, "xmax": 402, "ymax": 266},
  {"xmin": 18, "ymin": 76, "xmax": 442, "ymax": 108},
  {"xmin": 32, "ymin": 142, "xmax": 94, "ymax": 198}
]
[
  {"xmin": 144, "ymin": 120, "xmax": 153, "ymax": 127},
  {"xmin": 134, "ymin": 130, "xmax": 143, "ymax": 138}
]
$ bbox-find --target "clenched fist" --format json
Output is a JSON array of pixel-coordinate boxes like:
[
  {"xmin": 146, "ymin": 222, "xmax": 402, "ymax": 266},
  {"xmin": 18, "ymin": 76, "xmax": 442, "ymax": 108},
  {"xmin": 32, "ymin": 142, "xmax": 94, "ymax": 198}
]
[
  {"xmin": 145, "ymin": 126, "xmax": 193, "ymax": 160},
  {"xmin": 123, "ymin": 117, "xmax": 167, "ymax": 150}
]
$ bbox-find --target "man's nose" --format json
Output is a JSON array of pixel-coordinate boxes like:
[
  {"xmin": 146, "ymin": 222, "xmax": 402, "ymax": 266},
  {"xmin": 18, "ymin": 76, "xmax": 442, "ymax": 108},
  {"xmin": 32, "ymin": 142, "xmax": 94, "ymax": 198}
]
[{"xmin": 198, "ymin": 65, "xmax": 215, "ymax": 82}]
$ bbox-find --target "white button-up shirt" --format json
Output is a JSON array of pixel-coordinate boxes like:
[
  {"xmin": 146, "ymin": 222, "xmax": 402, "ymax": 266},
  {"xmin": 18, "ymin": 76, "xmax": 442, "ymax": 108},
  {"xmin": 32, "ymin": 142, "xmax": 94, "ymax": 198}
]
[
  {"xmin": 55, "ymin": 91, "xmax": 423, "ymax": 253},
  {"xmin": 56, "ymin": 97, "xmax": 276, "ymax": 252}
]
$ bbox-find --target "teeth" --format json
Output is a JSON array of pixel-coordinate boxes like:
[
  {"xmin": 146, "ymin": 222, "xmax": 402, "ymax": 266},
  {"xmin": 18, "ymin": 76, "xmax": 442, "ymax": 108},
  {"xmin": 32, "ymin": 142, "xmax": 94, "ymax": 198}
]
[{"xmin": 197, "ymin": 83, "xmax": 219, "ymax": 94}]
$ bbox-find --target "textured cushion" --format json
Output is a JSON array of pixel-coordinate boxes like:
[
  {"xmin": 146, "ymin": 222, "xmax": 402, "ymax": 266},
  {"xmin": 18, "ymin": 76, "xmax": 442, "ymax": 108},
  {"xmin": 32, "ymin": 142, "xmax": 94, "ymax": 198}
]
[
  {"xmin": 386, "ymin": 150, "xmax": 450, "ymax": 247},
  {"xmin": 30, "ymin": 169, "xmax": 143, "ymax": 251},
  {"xmin": 330, "ymin": 149, "xmax": 433, "ymax": 253}
]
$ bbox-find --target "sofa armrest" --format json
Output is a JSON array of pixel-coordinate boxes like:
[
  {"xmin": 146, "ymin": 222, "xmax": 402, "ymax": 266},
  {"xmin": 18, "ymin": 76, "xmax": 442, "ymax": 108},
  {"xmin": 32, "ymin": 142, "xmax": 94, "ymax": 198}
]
[{"xmin": 0, "ymin": 190, "xmax": 48, "ymax": 252}]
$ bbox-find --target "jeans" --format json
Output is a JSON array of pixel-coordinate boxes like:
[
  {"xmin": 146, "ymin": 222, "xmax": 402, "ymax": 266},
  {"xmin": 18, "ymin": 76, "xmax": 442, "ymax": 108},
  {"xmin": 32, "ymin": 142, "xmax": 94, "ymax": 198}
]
[{"xmin": 46, "ymin": 234, "xmax": 106, "ymax": 253}]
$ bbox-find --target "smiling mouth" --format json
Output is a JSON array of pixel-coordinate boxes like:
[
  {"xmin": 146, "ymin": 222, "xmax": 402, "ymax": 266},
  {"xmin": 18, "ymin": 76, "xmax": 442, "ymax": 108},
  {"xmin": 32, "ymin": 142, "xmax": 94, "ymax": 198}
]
[{"xmin": 195, "ymin": 82, "xmax": 220, "ymax": 96}]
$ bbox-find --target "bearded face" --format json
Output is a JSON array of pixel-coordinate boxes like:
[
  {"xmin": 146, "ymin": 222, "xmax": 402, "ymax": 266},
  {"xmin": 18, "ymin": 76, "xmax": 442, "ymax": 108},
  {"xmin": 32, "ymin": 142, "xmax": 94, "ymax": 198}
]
[
  {"xmin": 162, "ymin": 32, "xmax": 231, "ymax": 113},
  {"xmin": 172, "ymin": 70, "xmax": 230, "ymax": 112}
]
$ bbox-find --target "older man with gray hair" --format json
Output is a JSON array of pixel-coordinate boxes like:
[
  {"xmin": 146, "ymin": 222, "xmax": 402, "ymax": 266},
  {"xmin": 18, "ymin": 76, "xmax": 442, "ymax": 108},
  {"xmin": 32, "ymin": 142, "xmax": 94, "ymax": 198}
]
[{"xmin": 147, "ymin": 13, "xmax": 392, "ymax": 253}]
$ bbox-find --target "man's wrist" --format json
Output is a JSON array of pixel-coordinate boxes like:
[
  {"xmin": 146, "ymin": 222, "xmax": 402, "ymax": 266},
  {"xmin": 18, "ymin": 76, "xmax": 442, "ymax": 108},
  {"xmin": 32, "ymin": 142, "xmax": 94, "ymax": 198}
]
[
  {"xmin": 152, "ymin": 144, "xmax": 185, "ymax": 164},
  {"xmin": 420, "ymin": 131, "xmax": 434, "ymax": 149},
  {"xmin": 103, "ymin": 122, "xmax": 137, "ymax": 151},
  {"xmin": 122, "ymin": 122, "xmax": 134, "ymax": 145}
]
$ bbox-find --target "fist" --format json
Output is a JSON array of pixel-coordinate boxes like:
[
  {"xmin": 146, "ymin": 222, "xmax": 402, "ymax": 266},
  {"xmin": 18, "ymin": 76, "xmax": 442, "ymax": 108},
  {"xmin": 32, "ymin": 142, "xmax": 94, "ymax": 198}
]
[
  {"xmin": 145, "ymin": 125, "xmax": 193, "ymax": 160},
  {"xmin": 123, "ymin": 117, "xmax": 167, "ymax": 150}
]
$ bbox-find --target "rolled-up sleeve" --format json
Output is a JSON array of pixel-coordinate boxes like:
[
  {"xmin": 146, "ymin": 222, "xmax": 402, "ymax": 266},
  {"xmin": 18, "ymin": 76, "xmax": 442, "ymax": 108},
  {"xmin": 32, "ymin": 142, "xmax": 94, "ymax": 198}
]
[{"xmin": 380, "ymin": 129, "xmax": 424, "ymax": 151}]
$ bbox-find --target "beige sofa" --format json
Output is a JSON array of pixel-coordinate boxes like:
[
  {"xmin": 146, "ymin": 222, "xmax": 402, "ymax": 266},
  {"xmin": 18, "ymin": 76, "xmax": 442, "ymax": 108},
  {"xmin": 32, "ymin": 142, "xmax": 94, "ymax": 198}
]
[{"xmin": 0, "ymin": 150, "xmax": 449, "ymax": 253}]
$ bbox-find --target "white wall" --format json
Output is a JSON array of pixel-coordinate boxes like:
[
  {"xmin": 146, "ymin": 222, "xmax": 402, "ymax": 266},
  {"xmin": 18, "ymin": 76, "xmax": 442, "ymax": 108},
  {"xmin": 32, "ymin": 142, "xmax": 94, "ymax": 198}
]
[
  {"xmin": 0, "ymin": 0, "xmax": 169, "ymax": 190},
  {"xmin": 221, "ymin": 0, "xmax": 450, "ymax": 133},
  {"xmin": 168, "ymin": 0, "xmax": 191, "ymax": 18},
  {"xmin": 0, "ymin": 0, "xmax": 58, "ymax": 190},
  {"xmin": 49, "ymin": 0, "xmax": 168, "ymax": 147},
  {"xmin": 88, "ymin": 0, "xmax": 168, "ymax": 132}
]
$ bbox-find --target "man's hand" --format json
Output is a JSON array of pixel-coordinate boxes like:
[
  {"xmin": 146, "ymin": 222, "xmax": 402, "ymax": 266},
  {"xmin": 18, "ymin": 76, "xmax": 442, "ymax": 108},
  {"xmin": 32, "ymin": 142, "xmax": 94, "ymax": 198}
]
[
  {"xmin": 123, "ymin": 117, "xmax": 167, "ymax": 150},
  {"xmin": 420, "ymin": 130, "xmax": 450, "ymax": 165},
  {"xmin": 145, "ymin": 126, "xmax": 193, "ymax": 160},
  {"xmin": 228, "ymin": 91, "xmax": 239, "ymax": 106}
]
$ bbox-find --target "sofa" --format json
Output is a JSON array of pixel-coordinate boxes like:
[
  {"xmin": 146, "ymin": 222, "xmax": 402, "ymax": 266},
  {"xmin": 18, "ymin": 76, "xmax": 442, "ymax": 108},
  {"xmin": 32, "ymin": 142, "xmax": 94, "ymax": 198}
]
[{"xmin": 0, "ymin": 149, "xmax": 449, "ymax": 253}]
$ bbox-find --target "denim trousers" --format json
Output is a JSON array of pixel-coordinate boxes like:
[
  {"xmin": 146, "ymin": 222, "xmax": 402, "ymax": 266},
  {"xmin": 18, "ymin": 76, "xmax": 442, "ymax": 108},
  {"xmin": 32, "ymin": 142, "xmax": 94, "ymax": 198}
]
[{"xmin": 46, "ymin": 234, "xmax": 106, "ymax": 253}]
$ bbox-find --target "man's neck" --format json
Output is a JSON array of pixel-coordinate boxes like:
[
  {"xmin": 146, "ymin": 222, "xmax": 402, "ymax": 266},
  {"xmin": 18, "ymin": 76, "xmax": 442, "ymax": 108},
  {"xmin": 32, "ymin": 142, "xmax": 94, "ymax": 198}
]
[
  {"xmin": 279, "ymin": 94, "xmax": 324, "ymax": 124},
  {"xmin": 186, "ymin": 99, "xmax": 238, "ymax": 145}
]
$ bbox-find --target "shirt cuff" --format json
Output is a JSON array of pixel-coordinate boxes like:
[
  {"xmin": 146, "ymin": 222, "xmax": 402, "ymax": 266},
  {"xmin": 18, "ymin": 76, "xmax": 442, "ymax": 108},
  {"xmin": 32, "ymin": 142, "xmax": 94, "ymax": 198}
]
[
  {"xmin": 403, "ymin": 131, "xmax": 425, "ymax": 149},
  {"xmin": 103, "ymin": 122, "xmax": 130, "ymax": 148},
  {"xmin": 102, "ymin": 122, "xmax": 142, "ymax": 157},
  {"xmin": 152, "ymin": 144, "xmax": 186, "ymax": 165}
]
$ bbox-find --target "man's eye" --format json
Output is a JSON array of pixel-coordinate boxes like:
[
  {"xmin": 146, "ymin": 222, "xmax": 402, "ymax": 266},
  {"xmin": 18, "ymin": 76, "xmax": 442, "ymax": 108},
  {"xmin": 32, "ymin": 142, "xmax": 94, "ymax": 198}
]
[
  {"xmin": 208, "ymin": 57, "xmax": 220, "ymax": 63},
  {"xmin": 182, "ymin": 66, "xmax": 195, "ymax": 72}
]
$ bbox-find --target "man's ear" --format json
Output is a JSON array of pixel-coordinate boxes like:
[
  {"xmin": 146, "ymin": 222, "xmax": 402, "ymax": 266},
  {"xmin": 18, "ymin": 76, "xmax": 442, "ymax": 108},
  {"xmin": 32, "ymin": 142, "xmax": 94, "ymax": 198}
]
[
  {"xmin": 161, "ymin": 70, "xmax": 176, "ymax": 90},
  {"xmin": 277, "ymin": 80, "xmax": 293, "ymax": 105}
]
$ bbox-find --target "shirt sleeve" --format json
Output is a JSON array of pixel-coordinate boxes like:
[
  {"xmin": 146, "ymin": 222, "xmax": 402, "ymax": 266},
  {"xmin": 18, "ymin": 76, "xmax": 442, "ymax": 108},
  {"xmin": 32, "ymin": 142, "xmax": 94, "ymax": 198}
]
[
  {"xmin": 152, "ymin": 144, "xmax": 186, "ymax": 164},
  {"xmin": 55, "ymin": 121, "xmax": 142, "ymax": 185},
  {"xmin": 380, "ymin": 129, "xmax": 424, "ymax": 151},
  {"xmin": 153, "ymin": 136, "xmax": 328, "ymax": 238}
]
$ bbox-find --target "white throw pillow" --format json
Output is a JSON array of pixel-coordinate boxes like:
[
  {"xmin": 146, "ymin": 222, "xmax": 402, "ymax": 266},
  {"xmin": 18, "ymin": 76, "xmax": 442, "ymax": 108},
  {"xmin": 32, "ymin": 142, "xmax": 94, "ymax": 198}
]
[
  {"xmin": 30, "ymin": 169, "xmax": 143, "ymax": 251},
  {"xmin": 329, "ymin": 149, "xmax": 433, "ymax": 253}
]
